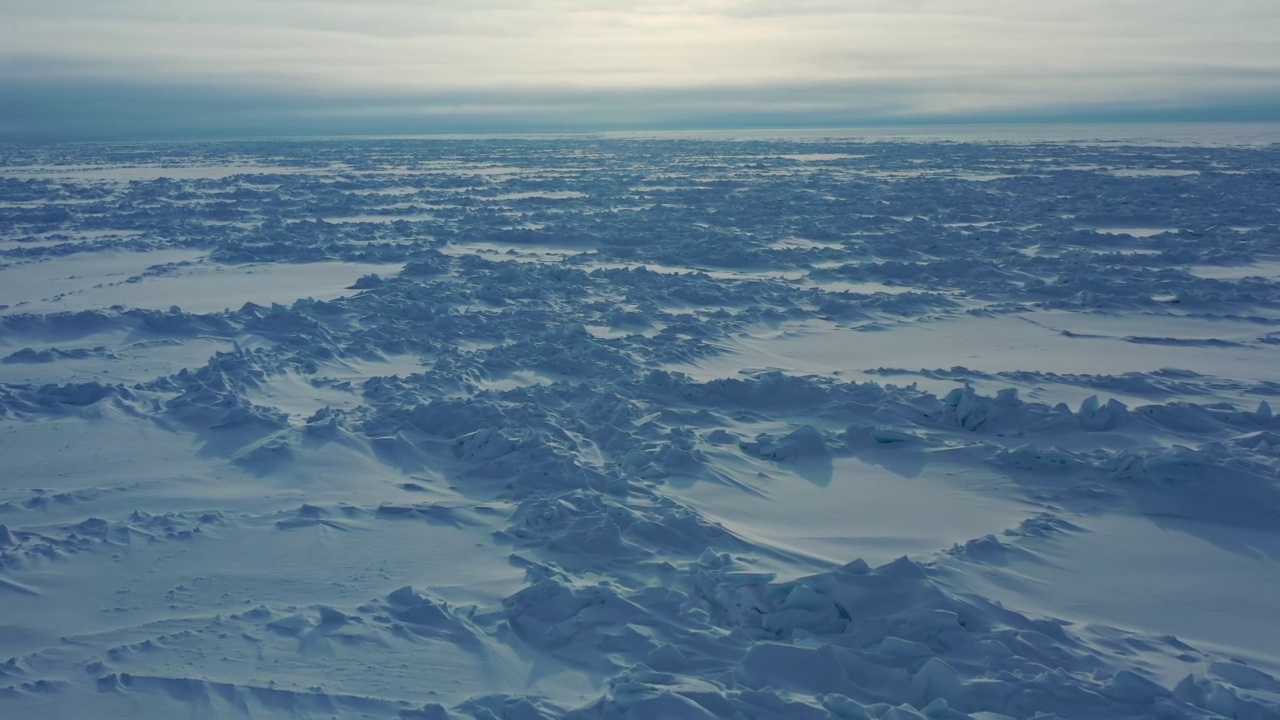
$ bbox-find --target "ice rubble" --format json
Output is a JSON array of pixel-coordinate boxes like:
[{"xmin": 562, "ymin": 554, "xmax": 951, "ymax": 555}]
[{"xmin": 3, "ymin": 136, "xmax": 1280, "ymax": 719}]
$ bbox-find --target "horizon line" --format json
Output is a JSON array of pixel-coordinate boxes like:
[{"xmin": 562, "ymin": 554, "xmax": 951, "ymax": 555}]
[{"xmin": 6, "ymin": 118, "xmax": 1280, "ymax": 146}]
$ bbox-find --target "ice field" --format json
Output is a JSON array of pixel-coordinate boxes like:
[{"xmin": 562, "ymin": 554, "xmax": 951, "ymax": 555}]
[{"xmin": 2, "ymin": 128, "xmax": 1280, "ymax": 719}]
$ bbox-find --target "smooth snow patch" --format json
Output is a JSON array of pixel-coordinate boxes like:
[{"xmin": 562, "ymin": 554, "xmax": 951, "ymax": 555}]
[
  {"xmin": 0, "ymin": 249, "xmax": 207, "ymax": 311},
  {"xmin": 1090, "ymin": 226, "xmax": 1179, "ymax": 237},
  {"xmin": 672, "ymin": 450, "xmax": 1029, "ymax": 574},
  {"xmin": 807, "ymin": 279, "xmax": 918, "ymax": 295},
  {"xmin": 1, "ymin": 164, "xmax": 334, "ymax": 181},
  {"xmin": 0, "ymin": 336, "xmax": 234, "ymax": 387},
  {"xmin": 476, "ymin": 368, "xmax": 559, "ymax": 393},
  {"xmin": 488, "ymin": 190, "xmax": 587, "ymax": 200},
  {"xmin": 1188, "ymin": 259, "xmax": 1280, "ymax": 280},
  {"xmin": 3, "ymin": 257, "xmax": 403, "ymax": 314},
  {"xmin": 944, "ymin": 511, "xmax": 1280, "ymax": 665},
  {"xmin": 672, "ymin": 314, "xmax": 1275, "ymax": 389},
  {"xmin": 774, "ymin": 153, "xmax": 864, "ymax": 161}
]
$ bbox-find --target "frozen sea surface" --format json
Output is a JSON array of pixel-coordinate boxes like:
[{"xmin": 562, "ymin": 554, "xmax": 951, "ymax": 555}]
[{"xmin": 2, "ymin": 130, "xmax": 1280, "ymax": 719}]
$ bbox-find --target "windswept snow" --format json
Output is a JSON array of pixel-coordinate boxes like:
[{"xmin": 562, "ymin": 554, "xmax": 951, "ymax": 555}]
[{"xmin": 2, "ymin": 131, "xmax": 1280, "ymax": 719}]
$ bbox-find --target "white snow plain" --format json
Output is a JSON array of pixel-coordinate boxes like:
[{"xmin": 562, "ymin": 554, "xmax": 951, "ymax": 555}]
[{"xmin": 2, "ymin": 130, "xmax": 1280, "ymax": 719}]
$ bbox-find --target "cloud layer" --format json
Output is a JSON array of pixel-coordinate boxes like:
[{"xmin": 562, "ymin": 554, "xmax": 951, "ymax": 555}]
[{"xmin": 3, "ymin": 1, "xmax": 1278, "ymax": 138}]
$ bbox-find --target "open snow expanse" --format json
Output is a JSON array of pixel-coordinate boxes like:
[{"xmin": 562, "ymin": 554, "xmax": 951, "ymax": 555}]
[{"xmin": 2, "ymin": 130, "xmax": 1280, "ymax": 719}]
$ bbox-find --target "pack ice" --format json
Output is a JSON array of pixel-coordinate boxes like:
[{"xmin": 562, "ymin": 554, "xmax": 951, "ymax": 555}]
[{"xmin": 2, "ymin": 130, "xmax": 1280, "ymax": 719}]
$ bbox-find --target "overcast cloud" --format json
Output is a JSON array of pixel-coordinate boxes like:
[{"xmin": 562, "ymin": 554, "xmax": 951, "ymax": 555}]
[{"xmin": 2, "ymin": 1, "xmax": 1278, "ymax": 138}]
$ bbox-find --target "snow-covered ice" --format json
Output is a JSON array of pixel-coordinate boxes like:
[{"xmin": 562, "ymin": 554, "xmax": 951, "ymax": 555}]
[{"xmin": 2, "ymin": 131, "xmax": 1280, "ymax": 719}]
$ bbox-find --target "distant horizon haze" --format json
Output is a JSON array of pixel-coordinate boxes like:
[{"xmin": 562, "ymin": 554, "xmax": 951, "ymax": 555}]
[{"xmin": 2, "ymin": 1, "xmax": 1278, "ymax": 141}]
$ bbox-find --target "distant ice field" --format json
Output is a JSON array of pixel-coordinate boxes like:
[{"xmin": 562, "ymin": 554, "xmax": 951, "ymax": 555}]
[{"xmin": 2, "ymin": 130, "xmax": 1280, "ymax": 720}]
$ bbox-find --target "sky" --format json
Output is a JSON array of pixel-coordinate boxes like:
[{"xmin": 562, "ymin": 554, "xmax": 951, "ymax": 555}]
[{"xmin": 2, "ymin": 1, "xmax": 1279, "ymax": 139}]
